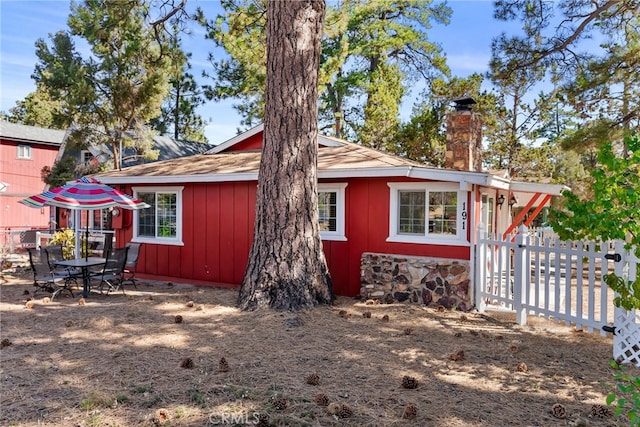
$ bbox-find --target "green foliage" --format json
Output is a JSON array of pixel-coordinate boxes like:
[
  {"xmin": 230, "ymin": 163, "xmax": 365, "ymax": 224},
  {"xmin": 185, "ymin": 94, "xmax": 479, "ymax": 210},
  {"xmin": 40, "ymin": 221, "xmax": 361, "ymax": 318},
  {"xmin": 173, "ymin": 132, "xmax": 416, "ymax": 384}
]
[
  {"xmin": 3, "ymin": 84, "xmax": 69, "ymax": 129},
  {"xmin": 32, "ymin": 1, "xmax": 177, "ymax": 170},
  {"xmin": 41, "ymin": 157, "xmax": 77, "ymax": 188},
  {"xmin": 551, "ymin": 134, "xmax": 640, "ymax": 252},
  {"xmin": 551, "ymin": 134, "xmax": 640, "ymax": 310},
  {"xmin": 149, "ymin": 32, "xmax": 208, "ymax": 143},
  {"xmin": 604, "ymin": 274, "xmax": 640, "ymax": 312},
  {"xmin": 491, "ymin": 1, "xmax": 640, "ymax": 158},
  {"xmin": 49, "ymin": 229, "xmax": 77, "ymax": 259},
  {"xmin": 198, "ymin": 0, "xmax": 451, "ymax": 140},
  {"xmin": 607, "ymin": 360, "xmax": 640, "ymax": 426}
]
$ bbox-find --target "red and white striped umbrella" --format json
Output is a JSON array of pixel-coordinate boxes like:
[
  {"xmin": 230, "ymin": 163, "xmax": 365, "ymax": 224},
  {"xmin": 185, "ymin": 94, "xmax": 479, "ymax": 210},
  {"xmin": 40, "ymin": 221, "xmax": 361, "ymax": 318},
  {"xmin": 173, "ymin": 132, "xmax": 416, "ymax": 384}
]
[
  {"xmin": 19, "ymin": 176, "xmax": 149, "ymax": 210},
  {"xmin": 19, "ymin": 177, "xmax": 149, "ymax": 260}
]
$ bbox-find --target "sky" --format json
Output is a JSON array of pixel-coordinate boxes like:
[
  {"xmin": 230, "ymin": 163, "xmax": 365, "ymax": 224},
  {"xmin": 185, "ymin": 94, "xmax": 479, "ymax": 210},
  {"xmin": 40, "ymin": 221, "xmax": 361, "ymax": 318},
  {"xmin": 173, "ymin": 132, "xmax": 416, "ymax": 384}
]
[{"xmin": 0, "ymin": 0, "xmax": 515, "ymax": 146}]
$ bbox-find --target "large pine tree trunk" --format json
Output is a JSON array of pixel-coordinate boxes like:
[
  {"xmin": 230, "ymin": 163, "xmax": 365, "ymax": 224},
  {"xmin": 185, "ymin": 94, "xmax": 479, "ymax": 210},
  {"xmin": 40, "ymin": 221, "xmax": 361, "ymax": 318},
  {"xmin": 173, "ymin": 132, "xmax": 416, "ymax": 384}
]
[{"xmin": 238, "ymin": 0, "xmax": 333, "ymax": 311}]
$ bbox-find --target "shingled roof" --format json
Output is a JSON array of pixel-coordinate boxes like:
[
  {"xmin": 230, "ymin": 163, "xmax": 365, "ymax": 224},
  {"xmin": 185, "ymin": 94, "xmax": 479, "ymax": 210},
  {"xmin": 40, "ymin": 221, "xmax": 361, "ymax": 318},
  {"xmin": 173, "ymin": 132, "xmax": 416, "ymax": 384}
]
[{"xmin": 0, "ymin": 121, "xmax": 67, "ymax": 146}]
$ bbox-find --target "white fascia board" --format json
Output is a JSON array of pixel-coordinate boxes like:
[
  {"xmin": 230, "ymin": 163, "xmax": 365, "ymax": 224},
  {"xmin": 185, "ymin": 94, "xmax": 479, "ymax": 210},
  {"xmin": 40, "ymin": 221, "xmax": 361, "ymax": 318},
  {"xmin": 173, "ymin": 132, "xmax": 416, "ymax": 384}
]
[
  {"xmin": 407, "ymin": 167, "xmax": 490, "ymax": 185},
  {"xmin": 318, "ymin": 134, "xmax": 346, "ymax": 147},
  {"xmin": 205, "ymin": 124, "xmax": 264, "ymax": 154},
  {"xmin": 485, "ymin": 175, "xmax": 511, "ymax": 191},
  {"xmin": 509, "ymin": 181, "xmax": 570, "ymax": 195},
  {"xmin": 97, "ymin": 173, "xmax": 259, "ymax": 185}
]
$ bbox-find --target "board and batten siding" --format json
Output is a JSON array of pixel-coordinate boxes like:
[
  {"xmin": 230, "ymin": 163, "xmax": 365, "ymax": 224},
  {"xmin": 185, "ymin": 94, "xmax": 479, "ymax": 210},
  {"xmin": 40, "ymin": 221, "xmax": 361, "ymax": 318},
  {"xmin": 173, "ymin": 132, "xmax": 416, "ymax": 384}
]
[
  {"xmin": 1, "ymin": 140, "xmax": 60, "ymax": 229},
  {"xmin": 115, "ymin": 177, "xmax": 471, "ymax": 297}
]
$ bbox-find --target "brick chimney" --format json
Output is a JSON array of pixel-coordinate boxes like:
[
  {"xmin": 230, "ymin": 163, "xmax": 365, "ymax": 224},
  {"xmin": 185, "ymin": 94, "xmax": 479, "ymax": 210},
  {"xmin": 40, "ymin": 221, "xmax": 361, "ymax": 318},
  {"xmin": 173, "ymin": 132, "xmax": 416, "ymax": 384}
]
[{"xmin": 445, "ymin": 97, "xmax": 483, "ymax": 172}]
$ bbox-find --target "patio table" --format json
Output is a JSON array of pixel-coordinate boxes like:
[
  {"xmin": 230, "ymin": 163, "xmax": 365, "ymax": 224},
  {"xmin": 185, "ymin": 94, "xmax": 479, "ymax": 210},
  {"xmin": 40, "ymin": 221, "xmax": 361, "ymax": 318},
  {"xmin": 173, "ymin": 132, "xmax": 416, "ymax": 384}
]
[{"xmin": 55, "ymin": 257, "xmax": 106, "ymax": 298}]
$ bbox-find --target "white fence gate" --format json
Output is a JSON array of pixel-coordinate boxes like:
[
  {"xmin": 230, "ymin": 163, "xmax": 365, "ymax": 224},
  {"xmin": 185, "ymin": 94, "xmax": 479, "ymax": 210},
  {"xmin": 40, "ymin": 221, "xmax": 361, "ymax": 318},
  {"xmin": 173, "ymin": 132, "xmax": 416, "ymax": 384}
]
[{"xmin": 476, "ymin": 225, "xmax": 639, "ymax": 366}]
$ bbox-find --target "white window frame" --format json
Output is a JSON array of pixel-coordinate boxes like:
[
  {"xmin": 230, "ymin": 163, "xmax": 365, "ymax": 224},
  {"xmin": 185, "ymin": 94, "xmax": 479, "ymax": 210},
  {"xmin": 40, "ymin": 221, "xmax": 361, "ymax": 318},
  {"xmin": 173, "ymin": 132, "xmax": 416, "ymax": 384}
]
[
  {"xmin": 318, "ymin": 183, "xmax": 347, "ymax": 241},
  {"xmin": 81, "ymin": 150, "xmax": 94, "ymax": 165},
  {"xmin": 387, "ymin": 182, "xmax": 469, "ymax": 246},
  {"xmin": 132, "ymin": 186, "xmax": 184, "ymax": 246},
  {"xmin": 17, "ymin": 144, "xmax": 32, "ymax": 159}
]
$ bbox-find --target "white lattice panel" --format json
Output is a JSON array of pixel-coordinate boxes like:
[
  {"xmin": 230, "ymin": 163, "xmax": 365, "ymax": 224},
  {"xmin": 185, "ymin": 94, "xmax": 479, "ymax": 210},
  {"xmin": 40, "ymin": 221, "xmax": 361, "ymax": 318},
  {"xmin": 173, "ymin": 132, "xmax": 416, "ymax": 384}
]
[{"xmin": 613, "ymin": 308, "xmax": 640, "ymax": 367}]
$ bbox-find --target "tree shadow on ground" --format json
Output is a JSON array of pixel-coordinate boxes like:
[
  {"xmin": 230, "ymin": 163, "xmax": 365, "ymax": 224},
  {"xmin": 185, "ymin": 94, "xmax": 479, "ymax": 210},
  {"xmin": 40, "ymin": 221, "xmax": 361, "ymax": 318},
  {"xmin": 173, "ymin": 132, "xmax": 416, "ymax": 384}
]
[{"xmin": 1, "ymin": 268, "xmax": 637, "ymax": 427}]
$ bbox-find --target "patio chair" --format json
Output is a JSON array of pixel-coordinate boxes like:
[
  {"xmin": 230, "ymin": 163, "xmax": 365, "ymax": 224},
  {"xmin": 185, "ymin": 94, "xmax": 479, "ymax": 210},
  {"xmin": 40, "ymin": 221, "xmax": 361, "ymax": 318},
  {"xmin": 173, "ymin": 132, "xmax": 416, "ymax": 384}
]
[
  {"xmin": 42, "ymin": 244, "xmax": 81, "ymax": 286},
  {"xmin": 122, "ymin": 243, "xmax": 141, "ymax": 289},
  {"xmin": 27, "ymin": 248, "xmax": 74, "ymax": 300},
  {"xmin": 101, "ymin": 233, "xmax": 114, "ymax": 258},
  {"xmin": 94, "ymin": 246, "xmax": 129, "ymax": 295}
]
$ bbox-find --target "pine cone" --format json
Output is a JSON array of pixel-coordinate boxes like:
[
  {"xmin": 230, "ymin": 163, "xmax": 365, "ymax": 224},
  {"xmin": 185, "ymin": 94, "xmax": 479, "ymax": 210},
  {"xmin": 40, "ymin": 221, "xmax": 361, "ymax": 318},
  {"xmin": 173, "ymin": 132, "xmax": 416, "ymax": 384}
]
[
  {"xmin": 174, "ymin": 314, "xmax": 183, "ymax": 323},
  {"xmin": 255, "ymin": 413, "xmax": 270, "ymax": 427},
  {"xmin": 362, "ymin": 311, "xmax": 372, "ymax": 318},
  {"xmin": 218, "ymin": 357, "xmax": 229, "ymax": 372},
  {"xmin": 402, "ymin": 403, "xmax": 418, "ymax": 419},
  {"xmin": 306, "ymin": 373, "xmax": 320, "ymax": 385},
  {"xmin": 327, "ymin": 402, "xmax": 341, "ymax": 415},
  {"xmin": 590, "ymin": 404, "xmax": 613, "ymax": 418},
  {"xmin": 338, "ymin": 310, "xmax": 350, "ymax": 318},
  {"xmin": 402, "ymin": 375, "xmax": 419, "ymax": 389},
  {"xmin": 314, "ymin": 393, "xmax": 329, "ymax": 406},
  {"xmin": 516, "ymin": 362, "xmax": 528, "ymax": 372},
  {"xmin": 272, "ymin": 396, "xmax": 287, "ymax": 411},
  {"xmin": 381, "ymin": 314, "xmax": 390, "ymax": 322},
  {"xmin": 337, "ymin": 403, "xmax": 353, "ymax": 418},
  {"xmin": 404, "ymin": 327, "xmax": 413, "ymax": 335},
  {"xmin": 551, "ymin": 403, "xmax": 566, "ymax": 419},
  {"xmin": 0, "ymin": 338, "xmax": 12, "ymax": 348},
  {"xmin": 180, "ymin": 357, "xmax": 194, "ymax": 369},
  {"xmin": 448, "ymin": 350, "xmax": 465, "ymax": 361}
]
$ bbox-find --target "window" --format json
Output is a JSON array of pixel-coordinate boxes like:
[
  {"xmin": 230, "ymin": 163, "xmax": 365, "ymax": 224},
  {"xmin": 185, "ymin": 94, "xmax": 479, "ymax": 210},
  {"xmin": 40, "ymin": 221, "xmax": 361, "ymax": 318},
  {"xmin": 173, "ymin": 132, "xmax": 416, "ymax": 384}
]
[
  {"xmin": 132, "ymin": 186, "xmax": 183, "ymax": 246},
  {"xmin": 388, "ymin": 182, "xmax": 468, "ymax": 245},
  {"xmin": 480, "ymin": 193, "xmax": 495, "ymax": 235},
  {"xmin": 17, "ymin": 145, "xmax": 32, "ymax": 159},
  {"xmin": 81, "ymin": 150, "xmax": 94, "ymax": 165},
  {"xmin": 318, "ymin": 183, "xmax": 347, "ymax": 241}
]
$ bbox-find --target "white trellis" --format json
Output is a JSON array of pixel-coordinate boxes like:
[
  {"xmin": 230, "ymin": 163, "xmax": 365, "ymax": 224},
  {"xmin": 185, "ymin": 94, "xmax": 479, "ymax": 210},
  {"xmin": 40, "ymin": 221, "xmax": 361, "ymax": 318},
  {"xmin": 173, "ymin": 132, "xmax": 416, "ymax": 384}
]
[{"xmin": 611, "ymin": 240, "xmax": 640, "ymax": 366}]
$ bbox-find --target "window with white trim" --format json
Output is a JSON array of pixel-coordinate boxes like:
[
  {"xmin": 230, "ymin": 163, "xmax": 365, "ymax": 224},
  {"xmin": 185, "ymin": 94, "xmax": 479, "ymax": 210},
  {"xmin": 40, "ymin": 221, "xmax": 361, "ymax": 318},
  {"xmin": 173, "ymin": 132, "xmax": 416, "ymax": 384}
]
[
  {"xmin": 318, "ymin": 183, "xmax": 347, "ymax": 241},
  {"xmin": 17, "ymin": 144, "xmax": 32, "ymax": 159},
  {"xmin": 81, "ymin": 150, "xmax": 94, "ymax": 165},
  {"xmin": 133, "ymin": 186, "xmax": 183, "ymax": 246},
  {"xmin": 388, "ymin": 182, "xmax": 468, "ymax": 244}
]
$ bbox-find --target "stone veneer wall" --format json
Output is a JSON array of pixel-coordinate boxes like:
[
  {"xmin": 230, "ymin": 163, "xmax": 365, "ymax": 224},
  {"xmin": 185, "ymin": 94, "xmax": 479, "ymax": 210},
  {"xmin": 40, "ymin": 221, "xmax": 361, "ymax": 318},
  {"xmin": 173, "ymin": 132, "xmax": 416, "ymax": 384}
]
[{"xmin": 360, "ymin": 252, "xmax": 471, "ymax": 311}]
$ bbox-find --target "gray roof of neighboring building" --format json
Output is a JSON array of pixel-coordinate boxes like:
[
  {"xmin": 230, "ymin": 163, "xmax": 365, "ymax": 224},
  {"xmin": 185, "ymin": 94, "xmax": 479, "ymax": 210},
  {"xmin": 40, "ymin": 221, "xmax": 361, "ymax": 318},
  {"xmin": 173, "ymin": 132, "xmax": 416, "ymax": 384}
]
[
  {"xmin": 0, "ymin": 121, "xmax": 67, "ymax": 146},
  {"xmin": 123, "ymin": 135, "xmax": 210, "ymax": 166}
]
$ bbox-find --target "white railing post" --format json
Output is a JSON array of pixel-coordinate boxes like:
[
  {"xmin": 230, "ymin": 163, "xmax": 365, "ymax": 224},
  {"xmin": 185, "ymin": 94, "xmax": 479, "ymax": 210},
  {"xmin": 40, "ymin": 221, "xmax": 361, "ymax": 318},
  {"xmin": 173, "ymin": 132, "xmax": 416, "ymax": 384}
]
[
  {"xmin": 612, "ymin": 241, "xmax": 640, "ymax": 366},
  {"xmin": 476, "ymin": 223, "xmax": 487, "ymax": 312},
  {"xmin": 513, "ymin": 225, "xmax": 529, "ymax": 325}
]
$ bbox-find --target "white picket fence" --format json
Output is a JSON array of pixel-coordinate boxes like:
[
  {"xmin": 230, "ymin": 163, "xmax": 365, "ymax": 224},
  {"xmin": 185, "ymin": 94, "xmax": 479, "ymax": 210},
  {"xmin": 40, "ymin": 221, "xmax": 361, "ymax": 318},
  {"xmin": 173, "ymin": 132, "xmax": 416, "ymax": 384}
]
[{"xmin": 476, "ymin": 225, "xmax": 639, "ymax": 366}]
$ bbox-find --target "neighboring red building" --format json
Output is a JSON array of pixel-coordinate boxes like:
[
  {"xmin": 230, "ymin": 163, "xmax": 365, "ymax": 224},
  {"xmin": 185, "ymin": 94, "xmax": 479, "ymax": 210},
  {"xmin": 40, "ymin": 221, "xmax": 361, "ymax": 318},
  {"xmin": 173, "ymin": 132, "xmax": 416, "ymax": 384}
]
[
  {"xmin": 95, "ymin": 107, "xmax": 567, "ymax": 307},
  {"xmin": 0, "ymin": 121, "xmax": 66, "ymax": 230}
]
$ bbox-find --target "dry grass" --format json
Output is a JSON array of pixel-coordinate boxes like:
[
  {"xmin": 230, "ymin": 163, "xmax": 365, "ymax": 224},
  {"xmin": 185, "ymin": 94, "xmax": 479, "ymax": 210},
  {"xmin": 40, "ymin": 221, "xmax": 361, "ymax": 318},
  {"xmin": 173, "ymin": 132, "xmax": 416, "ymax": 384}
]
[{"xmin": 1, "ymin": 259, "xmax": 638, "ymax": 427}]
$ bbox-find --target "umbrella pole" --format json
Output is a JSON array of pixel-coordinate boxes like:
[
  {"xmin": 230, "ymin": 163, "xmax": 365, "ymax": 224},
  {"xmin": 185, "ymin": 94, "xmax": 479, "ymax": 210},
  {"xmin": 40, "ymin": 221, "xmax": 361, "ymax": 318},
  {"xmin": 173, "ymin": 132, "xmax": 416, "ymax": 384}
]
[
  {"xmin": 74, "ymin": 210, "xmax": 81, "ymax": 260},
  {"xmin": 85, "ymin": 210, "xmax": 89, "ymax": 261}
]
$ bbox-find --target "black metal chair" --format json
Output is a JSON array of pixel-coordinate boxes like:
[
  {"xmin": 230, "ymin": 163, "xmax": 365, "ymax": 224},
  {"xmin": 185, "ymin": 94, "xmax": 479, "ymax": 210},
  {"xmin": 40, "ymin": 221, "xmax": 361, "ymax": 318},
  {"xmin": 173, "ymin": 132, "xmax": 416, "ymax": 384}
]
[
  {"xmin": 94, "ymin": 246, "xmax": 129, "ymax": 295},
  {"xmin": 27, "ymin": 248, "xmax": 74, "ymax": 300},
  {"xmin": 122, "ymin": 243, "xmax": 141, "ymax": 289},
  {"xmin": 42, "ymin": 244, "xmax": 81, "ymax": 286}
]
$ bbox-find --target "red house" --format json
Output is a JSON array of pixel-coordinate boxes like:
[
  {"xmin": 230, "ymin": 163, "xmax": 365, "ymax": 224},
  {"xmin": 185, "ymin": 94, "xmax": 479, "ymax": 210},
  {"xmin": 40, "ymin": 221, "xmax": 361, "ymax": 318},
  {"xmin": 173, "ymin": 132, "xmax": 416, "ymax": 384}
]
[
  {"xmin": 0, "ymin": 121, "xmax": 66, "ymax": 230},
  {"xmin": 95, "ymin": 109, "xmax": 566, "ymax": 309}
]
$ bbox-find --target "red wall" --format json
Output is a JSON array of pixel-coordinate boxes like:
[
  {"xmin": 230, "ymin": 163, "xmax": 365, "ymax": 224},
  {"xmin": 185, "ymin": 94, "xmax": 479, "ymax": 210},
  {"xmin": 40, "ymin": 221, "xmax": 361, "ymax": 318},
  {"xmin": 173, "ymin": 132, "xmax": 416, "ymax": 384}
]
[
  {"xmin": 0, "ymin": 140, "xmax": 59, "ymax": 229},
  {"xmin": 116, "ymin": 178, "xmax": 471, "ymax": 297},
  {"xmin": 226, "ymin": 133, "xmax": 263, "ymax": 151}
]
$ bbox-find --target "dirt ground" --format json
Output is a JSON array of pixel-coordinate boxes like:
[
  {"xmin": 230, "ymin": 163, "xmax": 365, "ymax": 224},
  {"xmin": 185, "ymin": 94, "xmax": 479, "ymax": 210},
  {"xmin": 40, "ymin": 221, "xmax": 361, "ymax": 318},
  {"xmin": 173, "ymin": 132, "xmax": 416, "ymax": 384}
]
[{"xmin": 1, "ymin": 257, "xmax": 639, "ymax": 427}]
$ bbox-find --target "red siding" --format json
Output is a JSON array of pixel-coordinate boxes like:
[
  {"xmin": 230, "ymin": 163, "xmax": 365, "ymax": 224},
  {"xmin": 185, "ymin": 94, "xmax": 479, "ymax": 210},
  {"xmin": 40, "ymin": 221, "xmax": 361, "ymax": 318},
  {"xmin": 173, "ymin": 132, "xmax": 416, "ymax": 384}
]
[
  {"xmin": 225, "ymin": 134, "xmax": 263, "ymax": 151},
  {"xmin": 116, "ymin": 178, "xmax": 471, "ymax": 297},
  {"xmin": 0, "ymin": 139, "xmax": 59, "ymax": 229}
]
